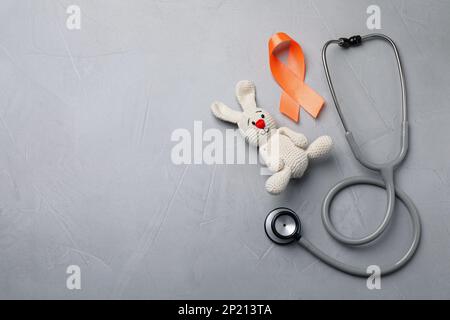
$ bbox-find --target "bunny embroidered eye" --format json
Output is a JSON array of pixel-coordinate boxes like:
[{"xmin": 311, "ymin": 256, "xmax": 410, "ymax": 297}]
[
  {"xmin": 261, "ymin": 114, "xmax": 265, "ymax": 118},
  {"xmin": 252, "ymin": 121, "xmax": 256, "ymax": 125}
]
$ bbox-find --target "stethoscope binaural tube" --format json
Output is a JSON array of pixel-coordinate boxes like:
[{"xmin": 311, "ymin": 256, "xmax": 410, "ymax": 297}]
[{"xmin": 265, "ymin": 34, "xmax": 421, "ymax": 277}]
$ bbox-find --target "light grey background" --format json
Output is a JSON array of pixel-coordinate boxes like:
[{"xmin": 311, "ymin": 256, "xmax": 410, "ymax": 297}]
[{"xmin": 0, "ymin": 0, "xmax": 449, "ymax": 299}]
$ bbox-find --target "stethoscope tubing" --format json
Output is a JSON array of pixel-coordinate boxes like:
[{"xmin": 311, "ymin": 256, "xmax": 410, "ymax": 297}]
[{"xmin": 322, "ymin": 33, "xmax": 408, "ymax": 170}]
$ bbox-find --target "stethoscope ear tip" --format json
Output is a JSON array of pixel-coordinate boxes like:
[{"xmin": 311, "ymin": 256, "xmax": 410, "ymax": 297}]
[{"xmin": 265, "ymin": 208, "xmax": 302, "ymax": 245}]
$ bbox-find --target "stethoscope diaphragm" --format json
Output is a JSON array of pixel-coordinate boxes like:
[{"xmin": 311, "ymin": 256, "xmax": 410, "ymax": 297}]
[{"xmin": 264, "ymin": 208, "xmax": 301, "ymax": 245}]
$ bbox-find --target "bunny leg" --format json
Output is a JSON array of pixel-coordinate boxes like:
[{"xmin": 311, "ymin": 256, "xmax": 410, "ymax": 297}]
[
  {"xmin": 278, "ymin": 127, "xmax": 308, "ymax": 149},
  {"xmin": 265, "ymin": 166, "xmax": 292, "ymax": 194}
]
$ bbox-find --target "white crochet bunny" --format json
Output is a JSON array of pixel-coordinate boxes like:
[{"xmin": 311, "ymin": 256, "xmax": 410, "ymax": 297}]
[{"xmin": 211, "ymin": 80, "xmax": 333, "ymax": 194}]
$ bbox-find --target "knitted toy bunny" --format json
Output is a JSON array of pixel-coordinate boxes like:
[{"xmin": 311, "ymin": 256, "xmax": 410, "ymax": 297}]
[{"xmin": 211, "ymin": 80, "xmax": 332, "ymax": 194}]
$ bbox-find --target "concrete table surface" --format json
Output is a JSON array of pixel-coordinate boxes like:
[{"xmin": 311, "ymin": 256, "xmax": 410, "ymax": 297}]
[{"xmin": 0, "ymin": 0, "xmax": 449, "ymax": 299}]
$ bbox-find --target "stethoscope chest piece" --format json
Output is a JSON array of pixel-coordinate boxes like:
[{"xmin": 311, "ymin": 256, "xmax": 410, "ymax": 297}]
[{"xmin": 265, "ymin": 208, "xmax": 301, "ymax": 245}]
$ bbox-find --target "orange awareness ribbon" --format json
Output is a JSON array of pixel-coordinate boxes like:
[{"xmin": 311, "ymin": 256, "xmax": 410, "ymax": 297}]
[{"xmin": 269, "ymin": 32, "xmax": 324, "ymax": 122}]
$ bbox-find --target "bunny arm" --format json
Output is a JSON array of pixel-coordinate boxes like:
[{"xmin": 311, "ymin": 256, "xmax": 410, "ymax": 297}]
[
  {"xmin": 306, "ymin": 135, "xmax": 333, "ymax": 160},
  {"xmin": 259, "ymin": 142, "xmax": 284, "ymax": 172},
  {"xmin": 266, "ymin": 157, "xmax": 284, "ymax": 173},
  {"xmin": 278, "ymin": 127, "xmax": 308, "ymax": 149}
]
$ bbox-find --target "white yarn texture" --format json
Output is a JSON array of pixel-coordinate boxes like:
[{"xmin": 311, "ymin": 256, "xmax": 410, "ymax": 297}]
[
  {"xmin": 261, "ymin": 132, "xmax": 332, "ymax": 194},
  {"xmin": 211, "ymin": 80, "xmax": 333, "ymax": 194}
]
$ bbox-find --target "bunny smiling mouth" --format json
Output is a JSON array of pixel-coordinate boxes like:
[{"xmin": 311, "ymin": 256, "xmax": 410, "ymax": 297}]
[
  {"xmin": 259, "ymin": 127, "xmax": 270, "ymax": 135},
  {"xmin": 256, "ymin": 127, "xmax": 271, "ymax": 148},
  {"xmin": 254, "ymin": 127, "xmax": 272, "ymax": 148}
]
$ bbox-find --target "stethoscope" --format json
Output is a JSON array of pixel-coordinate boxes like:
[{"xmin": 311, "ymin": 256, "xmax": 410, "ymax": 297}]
[{"xmin": 264, "ymin": 34, "xmax": 421, "ymax": 277}]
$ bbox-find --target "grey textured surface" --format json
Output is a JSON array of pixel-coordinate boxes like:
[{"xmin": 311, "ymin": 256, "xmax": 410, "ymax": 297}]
[{"xmin": 0, "ymin": 0, "xmax": 449, "ymax": 299}]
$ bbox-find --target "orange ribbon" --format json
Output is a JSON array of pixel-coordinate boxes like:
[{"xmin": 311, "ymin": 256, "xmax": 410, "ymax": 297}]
[{"xmin": 269, "ymin": 32, "xmax": 324, "ymax": 122}]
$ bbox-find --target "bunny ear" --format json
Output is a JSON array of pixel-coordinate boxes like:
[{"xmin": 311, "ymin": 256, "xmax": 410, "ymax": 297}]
[
  {"xmin": 211, "ymin": 101, "xmax": 242, "ymax": 124},
  {"xmin": 236, "ymin": 80, "xmax": 257, "ymax": 112}
]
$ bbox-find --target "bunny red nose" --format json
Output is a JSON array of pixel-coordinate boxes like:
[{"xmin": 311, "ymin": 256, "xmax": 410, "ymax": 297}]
[{"xmin": 255, "ymin": 119, "xmax": 266, "ymax": 129}]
